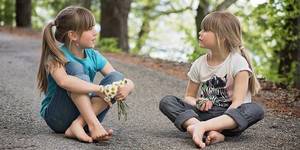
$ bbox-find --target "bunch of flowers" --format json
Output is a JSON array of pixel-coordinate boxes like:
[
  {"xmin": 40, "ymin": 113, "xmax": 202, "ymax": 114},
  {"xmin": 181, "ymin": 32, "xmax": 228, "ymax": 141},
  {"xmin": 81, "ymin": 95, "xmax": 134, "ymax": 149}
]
[{"xmin": 99, "ymin": 79, "xmax": 129, "ymax": 121}]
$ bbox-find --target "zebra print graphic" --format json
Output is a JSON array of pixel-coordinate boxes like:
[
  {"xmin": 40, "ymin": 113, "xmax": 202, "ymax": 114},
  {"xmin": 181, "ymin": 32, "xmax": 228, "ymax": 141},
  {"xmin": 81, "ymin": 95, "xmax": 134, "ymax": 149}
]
[{"xmin": 200, "ymin": 74, "xmax": 231, "ymax": 107}]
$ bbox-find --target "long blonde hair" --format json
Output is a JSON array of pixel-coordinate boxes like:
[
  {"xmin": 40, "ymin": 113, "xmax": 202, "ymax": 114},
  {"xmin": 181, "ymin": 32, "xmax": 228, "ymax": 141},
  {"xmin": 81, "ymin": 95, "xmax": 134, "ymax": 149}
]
[
  {"xmin": 201, "ymin": 11, "xmax": 261, "ymax": 95},
  {"xmin": 37, "ymin": 6, "xmax": 95, "ymax": 93}
]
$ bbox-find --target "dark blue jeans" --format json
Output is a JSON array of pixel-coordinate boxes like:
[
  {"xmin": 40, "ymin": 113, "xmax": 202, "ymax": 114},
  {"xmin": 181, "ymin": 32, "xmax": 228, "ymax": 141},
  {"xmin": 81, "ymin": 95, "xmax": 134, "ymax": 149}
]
[{"xmin": 44, "ymin": 62, "xmax": 124, "ymax": 133}]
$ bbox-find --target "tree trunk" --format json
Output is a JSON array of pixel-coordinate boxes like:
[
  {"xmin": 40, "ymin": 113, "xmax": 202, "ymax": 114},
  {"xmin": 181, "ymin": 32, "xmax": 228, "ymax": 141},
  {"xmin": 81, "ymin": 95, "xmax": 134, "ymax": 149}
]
[
  {"xmin": 16, "ymin": 0, "xmax": 31, "ymax": 28},
  {"xmin": 133, "ymin": 14, "xmax": 150, "ymax": 54},
  {"xmin": 195, "ymin": 0, "xmax": 209, "ymax": 40},
  {"xmin": 100, "ymin": 0, "xmax": 131, "ymax": 52},
  {"xmin": 277, "ymin": 3, "xmax": 300, "ymax": 88},
  {"xmin": 78, "ymin": 0, "xmax": 91, "ymax": 10},
  {"xmin": 294, "ymin": 15, "xmax": 300, "ymax": 88}
]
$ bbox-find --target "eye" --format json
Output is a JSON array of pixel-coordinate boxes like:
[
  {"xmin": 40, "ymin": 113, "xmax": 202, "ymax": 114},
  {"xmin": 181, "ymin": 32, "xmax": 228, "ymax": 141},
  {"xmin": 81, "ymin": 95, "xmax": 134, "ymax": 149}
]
[{"xmin": 88, "ymin": 26, "xmax": 94, "ymax": 30}]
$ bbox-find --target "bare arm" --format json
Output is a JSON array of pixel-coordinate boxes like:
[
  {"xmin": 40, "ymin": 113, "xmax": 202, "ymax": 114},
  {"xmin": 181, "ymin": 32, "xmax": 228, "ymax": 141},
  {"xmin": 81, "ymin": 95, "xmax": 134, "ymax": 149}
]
[
  {"xmin": 100, "ymin": 62, "xmax": 116, "ymax": 76},
  {"xmin": 49, "ymin": 64, "xmax": 100, "ymax": 94},
  {"xmin": 229, "ymin": 71, "xmax": 250, "ymax": 109},
  {"xmin": 184, "ymin": 80, "xmax": 200, "ymax": 106}
]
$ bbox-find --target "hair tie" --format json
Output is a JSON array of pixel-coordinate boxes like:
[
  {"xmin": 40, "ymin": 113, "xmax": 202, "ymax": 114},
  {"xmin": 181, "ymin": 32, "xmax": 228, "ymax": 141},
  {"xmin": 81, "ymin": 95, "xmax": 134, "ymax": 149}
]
[
  {"xmin": 239, "ymin": 45, "xmax": 245, "ymax": 51},
  {"xmin": 50, "ymin": 21, "xmax": 56, "ymax": 27}
]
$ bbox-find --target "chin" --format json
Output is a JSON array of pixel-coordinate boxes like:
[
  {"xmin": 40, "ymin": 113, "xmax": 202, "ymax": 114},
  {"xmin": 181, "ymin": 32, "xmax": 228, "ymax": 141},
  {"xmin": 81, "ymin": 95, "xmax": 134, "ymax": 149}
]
[{"xmin": 199, "ymin": 44, "xmax": 206, "ymax": 48}]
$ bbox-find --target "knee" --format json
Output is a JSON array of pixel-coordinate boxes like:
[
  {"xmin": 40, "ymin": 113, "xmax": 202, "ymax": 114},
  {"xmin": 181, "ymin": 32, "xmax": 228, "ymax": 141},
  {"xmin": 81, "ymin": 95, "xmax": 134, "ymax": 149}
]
[
  {"xmin": 107, "ymin": 71, "xmax": 124, "ymax": 81},
  {"xmin": 241, "ymin": 103, "xmax": 265, "ymax": 121},
  {"xmin": 251, "ymin": 103, "xmax": 265, "ymax": 121},
  {"xmin": 65, "ymin": 62, "xmax": 90, "ymax": 82},
  {"xmin": 100, "ymin": 71, "xmax": 124, "ymax": 85},
  {"xmin": 65, "ymin": 62, "xmax": 85, "ymax": 75},
  {"xmin": 159, "ymin": 95, "xmax": 177, "ymax": 112}
]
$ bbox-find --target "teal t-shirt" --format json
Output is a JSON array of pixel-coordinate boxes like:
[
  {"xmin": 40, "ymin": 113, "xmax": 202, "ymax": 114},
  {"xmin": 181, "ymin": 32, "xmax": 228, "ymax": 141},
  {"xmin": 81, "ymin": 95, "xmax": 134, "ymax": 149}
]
[{"xmin": 40, "ymin": 45, "xmax": 107, "ymax": 118}]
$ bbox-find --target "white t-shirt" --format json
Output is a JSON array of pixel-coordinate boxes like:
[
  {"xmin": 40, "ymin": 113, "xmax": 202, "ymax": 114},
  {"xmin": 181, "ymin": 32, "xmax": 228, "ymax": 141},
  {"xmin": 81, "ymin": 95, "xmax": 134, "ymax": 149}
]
[{"xmin": 187, "ymin": 52, "xmax": 252, "ymax": 107}]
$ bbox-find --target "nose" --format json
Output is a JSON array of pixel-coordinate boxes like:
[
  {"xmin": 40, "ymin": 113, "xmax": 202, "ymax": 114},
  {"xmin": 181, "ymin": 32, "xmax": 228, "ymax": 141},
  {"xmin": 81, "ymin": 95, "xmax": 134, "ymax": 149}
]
[
  {"xmin": 198, "ymin": 31, "xmax": 202, "ymax": 39},
  {"xmin": 199, "ymin": 30, "xmax": 203, "ymax": 36}
]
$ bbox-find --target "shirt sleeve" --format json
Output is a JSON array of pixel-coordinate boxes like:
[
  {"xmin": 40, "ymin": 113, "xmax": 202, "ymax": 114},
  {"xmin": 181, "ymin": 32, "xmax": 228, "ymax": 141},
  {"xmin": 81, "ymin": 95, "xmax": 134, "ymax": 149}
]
[
  {"xmin": 187, "ymin": 57, "xmax": 202, "ymax": 83},
  {"xmin": 93, "ymin": 50, "xmax": 108, "ymax": 71},
  {"xmin": 232, "ymin": 54, "xmax": 252, "ymax": 77}
]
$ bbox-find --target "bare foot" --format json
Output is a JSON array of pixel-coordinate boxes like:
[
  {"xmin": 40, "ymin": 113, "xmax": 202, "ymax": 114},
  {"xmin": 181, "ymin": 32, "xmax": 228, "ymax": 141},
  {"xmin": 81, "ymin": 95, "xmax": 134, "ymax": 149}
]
[
  {"xmin": 65, "ymin": 122, "xmax": 93, "ymax": 143},
  {"xmin": 88, "ymin": 123, "xmax": 110, "ymax": 141},
  {"xmin": 205, "ymin": 131, "xmax": 225, "ymax": 145},
  {"xmin": 187, "ymin": 123, "xmax": 206, "ymax": 149}
]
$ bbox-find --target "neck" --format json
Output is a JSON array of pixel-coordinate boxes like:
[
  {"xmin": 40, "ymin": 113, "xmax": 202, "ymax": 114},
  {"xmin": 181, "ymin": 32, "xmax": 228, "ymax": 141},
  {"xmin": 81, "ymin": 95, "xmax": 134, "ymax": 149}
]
[
  {"xmin": 70, "ymin": 44, "xmax": 85, "ymax": 58},
  {"xmin": 208, "ymin": 48, "xmax": 230, "ymax": 65}
]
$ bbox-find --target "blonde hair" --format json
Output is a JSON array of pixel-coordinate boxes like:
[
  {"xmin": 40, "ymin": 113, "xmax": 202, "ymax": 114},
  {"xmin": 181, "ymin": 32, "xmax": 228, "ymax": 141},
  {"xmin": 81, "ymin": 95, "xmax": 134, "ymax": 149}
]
[
  {"xmin": 201, "ymin": 11, "xmax": 261, "ymax": 95},
  {"xmin": 37, "ymin": 6, "xmax": 96, "ymax": 93}
]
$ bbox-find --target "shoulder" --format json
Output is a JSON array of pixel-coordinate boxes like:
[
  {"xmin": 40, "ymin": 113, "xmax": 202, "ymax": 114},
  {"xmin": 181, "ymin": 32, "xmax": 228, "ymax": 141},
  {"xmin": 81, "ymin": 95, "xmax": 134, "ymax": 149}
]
[
  {"xmin": 85, "ymin": 48, "xmax": 99, "ymax": 55},
  {"xmin": 192, "ymin": 54, "xmax": 207, "ymax": 65},
  {"xmin": 59, "ymin": 44, "xmax": 68, "ymax": 54},
  {"xmin": 85, "ymin": 48, "xmax": 104, "ymax": 58},
  {"xmin": 230, "ymin": 52, "xmax": 252, "ymax": 76},
  {"xmin": 187, "ymin": 54, "xmax": 207, "ymax": 83},
  {"xmin": 230, "ymin": 52, "xmax": 249, "ymax": 65}
]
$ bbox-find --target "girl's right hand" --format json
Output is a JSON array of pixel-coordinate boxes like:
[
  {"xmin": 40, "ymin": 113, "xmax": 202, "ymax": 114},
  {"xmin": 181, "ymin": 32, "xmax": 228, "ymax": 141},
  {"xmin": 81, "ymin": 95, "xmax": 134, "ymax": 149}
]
[{"xmin": 199, "ymin": 100, "xmax": 213, "ymax": 112}]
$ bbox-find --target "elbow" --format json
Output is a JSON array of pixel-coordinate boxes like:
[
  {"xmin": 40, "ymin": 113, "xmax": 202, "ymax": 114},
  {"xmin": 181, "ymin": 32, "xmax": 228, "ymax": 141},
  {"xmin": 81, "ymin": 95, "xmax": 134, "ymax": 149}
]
[
  {"xmin": 57, "ymin": 78, "xmax": 68, "ymax": 88},
  {"xmin": 57, "ymin": 80, "xmax": 66, "ymax": 88}
]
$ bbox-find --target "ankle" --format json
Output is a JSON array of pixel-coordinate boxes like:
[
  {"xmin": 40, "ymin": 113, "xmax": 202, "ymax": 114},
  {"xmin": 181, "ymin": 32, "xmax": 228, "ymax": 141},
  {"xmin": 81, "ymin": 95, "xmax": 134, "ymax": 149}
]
[
  {"xmin": 87, "ymin": 121, "xmax": 102, "ymax": 130},
  {"xmin": 71, "ymin": 119, "xmax": 85, "ymax": 127},
  {"xmin": 183, "ymin": 118, "xmax": 200, "ymax": 129},
  {"xmin": 196, "ymin": 122, "xmax": 208, "ymax": 132}
]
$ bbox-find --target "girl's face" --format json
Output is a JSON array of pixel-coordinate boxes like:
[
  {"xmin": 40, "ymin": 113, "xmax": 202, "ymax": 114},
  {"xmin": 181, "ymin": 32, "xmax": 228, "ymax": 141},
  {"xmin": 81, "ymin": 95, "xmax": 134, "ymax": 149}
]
[
  {"xmin": 198, "ymin": 30, "xmax": 217, "ymax": 49},
  {"xmin": 78, "ymin": 26, "xmax": 98, "ymax": 48}
]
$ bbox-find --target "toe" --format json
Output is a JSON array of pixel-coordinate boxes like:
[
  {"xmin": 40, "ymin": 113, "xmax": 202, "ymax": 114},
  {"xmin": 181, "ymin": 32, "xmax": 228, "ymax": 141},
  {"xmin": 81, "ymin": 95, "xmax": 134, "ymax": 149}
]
[{"xmin": 205, "ymin": 136, "xmax": 211, "ymax": 145}]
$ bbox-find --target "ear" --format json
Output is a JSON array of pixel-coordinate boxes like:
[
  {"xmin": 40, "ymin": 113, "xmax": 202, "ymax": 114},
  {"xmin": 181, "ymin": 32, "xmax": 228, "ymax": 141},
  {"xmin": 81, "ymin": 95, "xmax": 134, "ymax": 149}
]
[{"xmin": 67, "ymin": 31, "xmax": 78, "ymax": 41}]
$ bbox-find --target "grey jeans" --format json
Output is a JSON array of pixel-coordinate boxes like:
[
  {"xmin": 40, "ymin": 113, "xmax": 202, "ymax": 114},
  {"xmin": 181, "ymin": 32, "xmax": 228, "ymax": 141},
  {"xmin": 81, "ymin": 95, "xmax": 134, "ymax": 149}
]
[{"xmin": 159, "ymin": 95, "xmax": 264, "ymax": 136}]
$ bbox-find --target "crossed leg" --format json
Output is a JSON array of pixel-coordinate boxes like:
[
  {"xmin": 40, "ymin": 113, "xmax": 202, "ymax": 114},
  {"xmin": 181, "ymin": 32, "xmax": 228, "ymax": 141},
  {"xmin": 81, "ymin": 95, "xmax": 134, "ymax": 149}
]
[
  {"xmin": 184, "ymin": 115, "xmax": 236, "ymax": 148},
  {"xmin": 64, "ymin": 93, "xmax": 112, "ymax": 142}
]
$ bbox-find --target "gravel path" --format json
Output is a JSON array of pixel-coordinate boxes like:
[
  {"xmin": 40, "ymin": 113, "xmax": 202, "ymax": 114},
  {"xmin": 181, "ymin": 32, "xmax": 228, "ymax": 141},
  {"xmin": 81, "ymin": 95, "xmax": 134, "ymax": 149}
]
[{"xmin": 0, "ymin": 32, "xmax": 299, "ymax": 150}]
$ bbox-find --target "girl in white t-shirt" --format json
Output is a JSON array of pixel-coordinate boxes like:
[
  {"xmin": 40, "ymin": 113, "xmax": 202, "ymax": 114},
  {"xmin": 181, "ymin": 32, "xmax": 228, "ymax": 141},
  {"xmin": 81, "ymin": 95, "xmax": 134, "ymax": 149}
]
[{"xmin": 159, "ymin": 11, "xmax": 264, "ymax": 149}]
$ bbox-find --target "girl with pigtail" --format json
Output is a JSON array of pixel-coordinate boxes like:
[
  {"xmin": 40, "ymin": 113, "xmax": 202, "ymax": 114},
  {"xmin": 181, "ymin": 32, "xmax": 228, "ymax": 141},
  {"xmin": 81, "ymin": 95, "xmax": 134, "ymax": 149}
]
[
  {"xmin": 37, "ymin": 6, "xmax": 134, "ymax": 143},
  {"xmin": 159, "ymin": 11, "xmax": 264, "ymax": 149}
]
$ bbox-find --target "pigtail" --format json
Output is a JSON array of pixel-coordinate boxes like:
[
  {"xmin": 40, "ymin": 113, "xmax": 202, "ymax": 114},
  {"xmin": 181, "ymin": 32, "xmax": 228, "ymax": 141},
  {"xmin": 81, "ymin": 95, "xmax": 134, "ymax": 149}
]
[
  {"xmin": 37, "ymin": 6, "xmax": 96, "ymax": 94},
  {"xmin": 239, "ymin": 45, "xmax": 261, "ymax": 95},
  {"xmin": 37, "ymin": 21, "xmax": 66, "ymax": 94}
]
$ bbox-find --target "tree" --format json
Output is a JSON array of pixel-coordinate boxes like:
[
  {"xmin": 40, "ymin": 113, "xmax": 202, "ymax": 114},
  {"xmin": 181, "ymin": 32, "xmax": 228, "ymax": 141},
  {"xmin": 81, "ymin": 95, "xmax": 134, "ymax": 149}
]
[
  {"xmin": 131, "ymin": 0, "xmax": 193, "ymax": 53},
  {"xmin": 0, "ymin": 0, "xmax": 15, "ymax": 26},
  {"xmin": 16, "ymin": 0, "xmax": 31, "ymax": 28},
  {"xmin": 249, "ymin": 0, "xmax": 300, "ymax": 88},
  {"xmin": 100, "ymin": 0, "xmax": 131, "ymax": 52}
]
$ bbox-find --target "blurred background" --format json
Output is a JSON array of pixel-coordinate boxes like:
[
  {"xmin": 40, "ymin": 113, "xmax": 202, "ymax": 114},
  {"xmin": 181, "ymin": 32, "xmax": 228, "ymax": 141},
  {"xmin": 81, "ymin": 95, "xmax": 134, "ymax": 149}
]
[{"xmin": 0, "ymin": 0, "xmax": 299, "ymax": 88}]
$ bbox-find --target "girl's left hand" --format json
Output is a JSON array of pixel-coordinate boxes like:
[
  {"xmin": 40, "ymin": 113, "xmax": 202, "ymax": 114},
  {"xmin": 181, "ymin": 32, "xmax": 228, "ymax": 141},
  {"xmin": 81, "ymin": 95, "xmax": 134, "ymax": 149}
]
[{"xmin": 115, "ymin": 85, "xmax": 131, "ymax": 101}]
